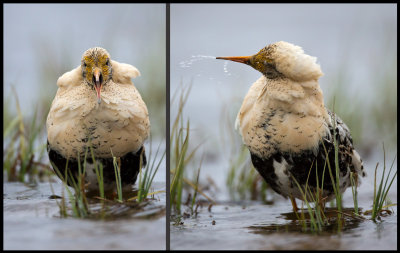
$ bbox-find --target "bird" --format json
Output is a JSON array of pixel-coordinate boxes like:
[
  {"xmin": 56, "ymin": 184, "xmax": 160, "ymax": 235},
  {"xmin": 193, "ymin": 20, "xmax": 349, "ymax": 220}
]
[
  {"xmin": 46, "ymin": 47, "xmax": 150, "ymax": 193},
  {"xmin": 217, "ymin": 41, "xmax": 366, "ymax": 211}
]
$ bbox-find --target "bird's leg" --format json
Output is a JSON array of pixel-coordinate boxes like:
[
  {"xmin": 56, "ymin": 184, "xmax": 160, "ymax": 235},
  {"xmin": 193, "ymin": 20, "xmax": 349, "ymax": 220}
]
[
  {"xmin": 290, "ymin": 195, "xmax": 299, "ymax": 213},
  {"xmin": 319, "ymin": 196, "xmax": 328, "ymax": 211},
  {"xmin": 314, "ymin": 188, "xmax": 328, "ymax": 211}
]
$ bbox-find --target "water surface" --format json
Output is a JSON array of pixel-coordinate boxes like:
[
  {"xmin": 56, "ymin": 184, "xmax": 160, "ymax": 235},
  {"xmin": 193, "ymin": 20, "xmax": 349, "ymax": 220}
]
[
  {"xmin": 171, "ymin": 198, "xmax": 397, "ymax": 250},
  {"xmin": 4, "ymin": 181, "xmax": 166, "ymax": 250}
]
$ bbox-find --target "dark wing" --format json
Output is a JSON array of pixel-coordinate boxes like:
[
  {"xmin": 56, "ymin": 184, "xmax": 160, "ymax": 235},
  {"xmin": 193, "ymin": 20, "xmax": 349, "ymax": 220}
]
[{"xmin": 326, "ymin": 109, "xmax": 366, "ymax": 179}]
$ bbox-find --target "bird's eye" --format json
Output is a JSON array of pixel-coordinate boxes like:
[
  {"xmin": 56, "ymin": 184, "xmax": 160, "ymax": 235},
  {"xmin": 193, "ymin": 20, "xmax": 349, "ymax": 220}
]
[
  {"xmin": 106, "ymin": 59, "xmax": 109, "ymax": 66},
  {"xmin": 83, "ymin": 62, "xmax": 87, "ymax": 67}
]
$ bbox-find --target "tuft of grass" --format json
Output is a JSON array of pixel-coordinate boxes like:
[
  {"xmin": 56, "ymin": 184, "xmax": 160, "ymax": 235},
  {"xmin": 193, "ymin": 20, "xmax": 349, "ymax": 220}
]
[
  {"xmin": 170, "ymin": 118, "xmax": 190, "ymax": 214},
  {"xmin": 134, "ymin": 140, "xmax": 166, "ymax": 203},
  {"xmin": 292, "ymin": 116, "xmax": 397, "ymax": 232},
  {"xmin": 113, "ymin": 159, "xmax": 123, "ymax": 202},
  {"xmin": 51, "ymin": 158, "xmax": 90, "ymax": 218},
  {"xmin": 291, "ymin": 159, "xmax": 328, "ymax": 233},
  {"xmin": 111, "ymin": 154, "xmax": 123, "ymax": 203},
  {"xmin": 94, "ymin": 162, "xmax": 105, "ymax": 200},
  {"xmin": 3, "ymin": 90, "xmax": 50, "ymax": 183},
  {"xmin": 370, "ymin": 144, "xmax": 397, "ymax": 221},
  {"xmin": 50, "ymin": 140, "xmax": 165, "ymax": 219},
  {"xmin": 190, "ymin": 158, "xmax": 203, "ymax": 214},
  {"xmin": 170, "ymin": 83, "xmax": 211, "ymax": 215},
  {"xmin": 322, "ymin": 100, "xmax": 343, "ymax": 215},
  {"xmin": 290, "ymin": 104, "xmax": 351, "ymax": 233},
  {"xmin": 170, "ymin": 82, "xmax": 191, "ymax": 214}
]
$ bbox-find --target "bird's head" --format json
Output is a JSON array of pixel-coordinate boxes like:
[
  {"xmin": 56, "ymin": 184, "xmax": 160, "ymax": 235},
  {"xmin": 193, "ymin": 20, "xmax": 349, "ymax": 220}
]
[
  {"xmin": 81, "ymin": 47, "xmax": 113, "ymax": 104},
  {"xmin": 217, "ymin": 41, "xmax": 323, "ymax": 82}
]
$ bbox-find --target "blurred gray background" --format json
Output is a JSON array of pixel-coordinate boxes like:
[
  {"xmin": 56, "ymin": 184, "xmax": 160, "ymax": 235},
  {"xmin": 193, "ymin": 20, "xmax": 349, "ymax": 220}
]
[
  {"xmin": 4, "ymin": 4, "xmax": 166, "ymax": 181},
  {"xmin": 171, "ymin": 4, "xmax": 397, "ymax": 196}
]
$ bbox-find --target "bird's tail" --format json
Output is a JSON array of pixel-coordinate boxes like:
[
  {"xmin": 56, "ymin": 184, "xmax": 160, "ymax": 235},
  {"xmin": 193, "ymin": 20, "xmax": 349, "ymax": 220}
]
[{"xmin": 351, "ymin": 149, "xmax": 367, "ymax": 185}]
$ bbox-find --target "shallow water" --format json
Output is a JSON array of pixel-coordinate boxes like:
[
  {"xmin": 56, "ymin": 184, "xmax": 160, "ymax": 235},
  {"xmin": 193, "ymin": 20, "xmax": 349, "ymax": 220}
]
[
  {"xmin": 171, "ymin": 198, "xmax": 397, "ymax": 250},
  {"xmin": 3, "ymin": 181, "xmax": 166, "ymax": 250},
  {"xmin": 170, "ymin": 149, "xmax": 397, "ymax": 250}
]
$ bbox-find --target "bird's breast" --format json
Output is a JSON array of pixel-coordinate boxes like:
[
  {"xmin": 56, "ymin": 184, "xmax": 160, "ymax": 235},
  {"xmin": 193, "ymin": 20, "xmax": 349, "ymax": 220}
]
[
  {"xmin": 238, "ymin": 93, "xmax": 328, "ymax": 159},
  {"xmin": 47, "ymin": 89, "xmax": 149, "ymax": 159},
  {"xmin": 243, "ymin": 110, "xmax": 328, "ymax": 158},
  {"xmin": 79, "ymin": 111, "xmax": 145, "ymax": 158}
]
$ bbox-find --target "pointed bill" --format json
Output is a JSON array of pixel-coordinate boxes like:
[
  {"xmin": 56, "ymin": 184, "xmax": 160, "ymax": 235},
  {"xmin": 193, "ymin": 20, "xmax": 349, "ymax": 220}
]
[
  {"xmin": 216, "ymin": 56, "xmax": 251, "ymax": 65},
  {"xmin": 93, "ymin": 68, "xmax": 102, "ymax": 104}
]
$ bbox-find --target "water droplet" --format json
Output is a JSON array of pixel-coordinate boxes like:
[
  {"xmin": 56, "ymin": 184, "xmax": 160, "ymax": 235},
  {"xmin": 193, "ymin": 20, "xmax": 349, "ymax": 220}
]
[{"xmin": 179, "ymin": 55, "xmax": 216, "ymax": 69}]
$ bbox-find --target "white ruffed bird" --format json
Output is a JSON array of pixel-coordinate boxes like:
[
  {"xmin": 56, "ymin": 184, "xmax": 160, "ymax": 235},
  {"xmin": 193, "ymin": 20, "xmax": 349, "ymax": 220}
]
[
  {"xmin": 47, "ymin": 47, "xmax": 150, "ymax": 191},
  {"xmin": 217, "ymin": 41, "xmax": 365, "ymax": 211}
]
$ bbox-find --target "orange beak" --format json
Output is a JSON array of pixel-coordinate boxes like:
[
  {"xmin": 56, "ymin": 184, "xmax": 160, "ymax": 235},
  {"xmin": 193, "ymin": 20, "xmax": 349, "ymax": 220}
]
[
  {"xmin": 93, "ymin": 68, "xmax": 103, "ymax": 104},
  {"xmin": 216, "ymin": 56, "xmax": 251, "ymax": 65}
]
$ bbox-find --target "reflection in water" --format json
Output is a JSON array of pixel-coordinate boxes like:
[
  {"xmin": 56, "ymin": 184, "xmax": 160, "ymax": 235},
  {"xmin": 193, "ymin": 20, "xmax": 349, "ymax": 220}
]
[
  {"xmin": 48, "ymin": 180, "xmax": 166, "ymax": 220},
  {"xmin": 68, "ymin": 197, "xmax": 166, "ymax": 221},
  {"xmin": 248, "ymin": 208, "xmax": 364, "ymax": 235}
]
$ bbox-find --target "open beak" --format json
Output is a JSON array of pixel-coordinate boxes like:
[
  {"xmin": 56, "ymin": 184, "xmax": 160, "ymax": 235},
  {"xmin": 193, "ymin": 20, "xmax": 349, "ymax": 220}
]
[
  {"xmin": 93, "ymin": 68, "xmax": 103, "ymax": 104},
  {"xmin": 216, "ymin": 56, "xmax": 251, "ymax": 65}
]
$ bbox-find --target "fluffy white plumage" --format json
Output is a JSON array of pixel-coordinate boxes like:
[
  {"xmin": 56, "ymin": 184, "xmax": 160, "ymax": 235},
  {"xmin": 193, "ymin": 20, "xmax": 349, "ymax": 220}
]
[
  {"xmin": 272, "ymin": 41, "xmax": 323, "ymax": 81},
  {"xmin": 47, "ymin": 55, "xmax": 149, "ymax": 159}
]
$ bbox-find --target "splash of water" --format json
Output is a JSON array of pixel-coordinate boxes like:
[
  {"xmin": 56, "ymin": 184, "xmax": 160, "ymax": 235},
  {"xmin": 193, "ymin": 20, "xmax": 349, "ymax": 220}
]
[
  {"xmin": 223, "ymin": 61, "xmax": 232, "ymax": 76},
  {"xmin": 179, "ymin": 55, "xmax": 215, "ymax": 68},
  {"xmin": 178, "ymin": 54, "xmax": 237, "ymax": 80}
]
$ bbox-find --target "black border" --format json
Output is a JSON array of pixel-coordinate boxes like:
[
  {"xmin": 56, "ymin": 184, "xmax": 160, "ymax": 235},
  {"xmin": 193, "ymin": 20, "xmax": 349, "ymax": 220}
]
[{"xmin": 166, "ymin": 3, "xmax": 171, "ymax": 251}]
